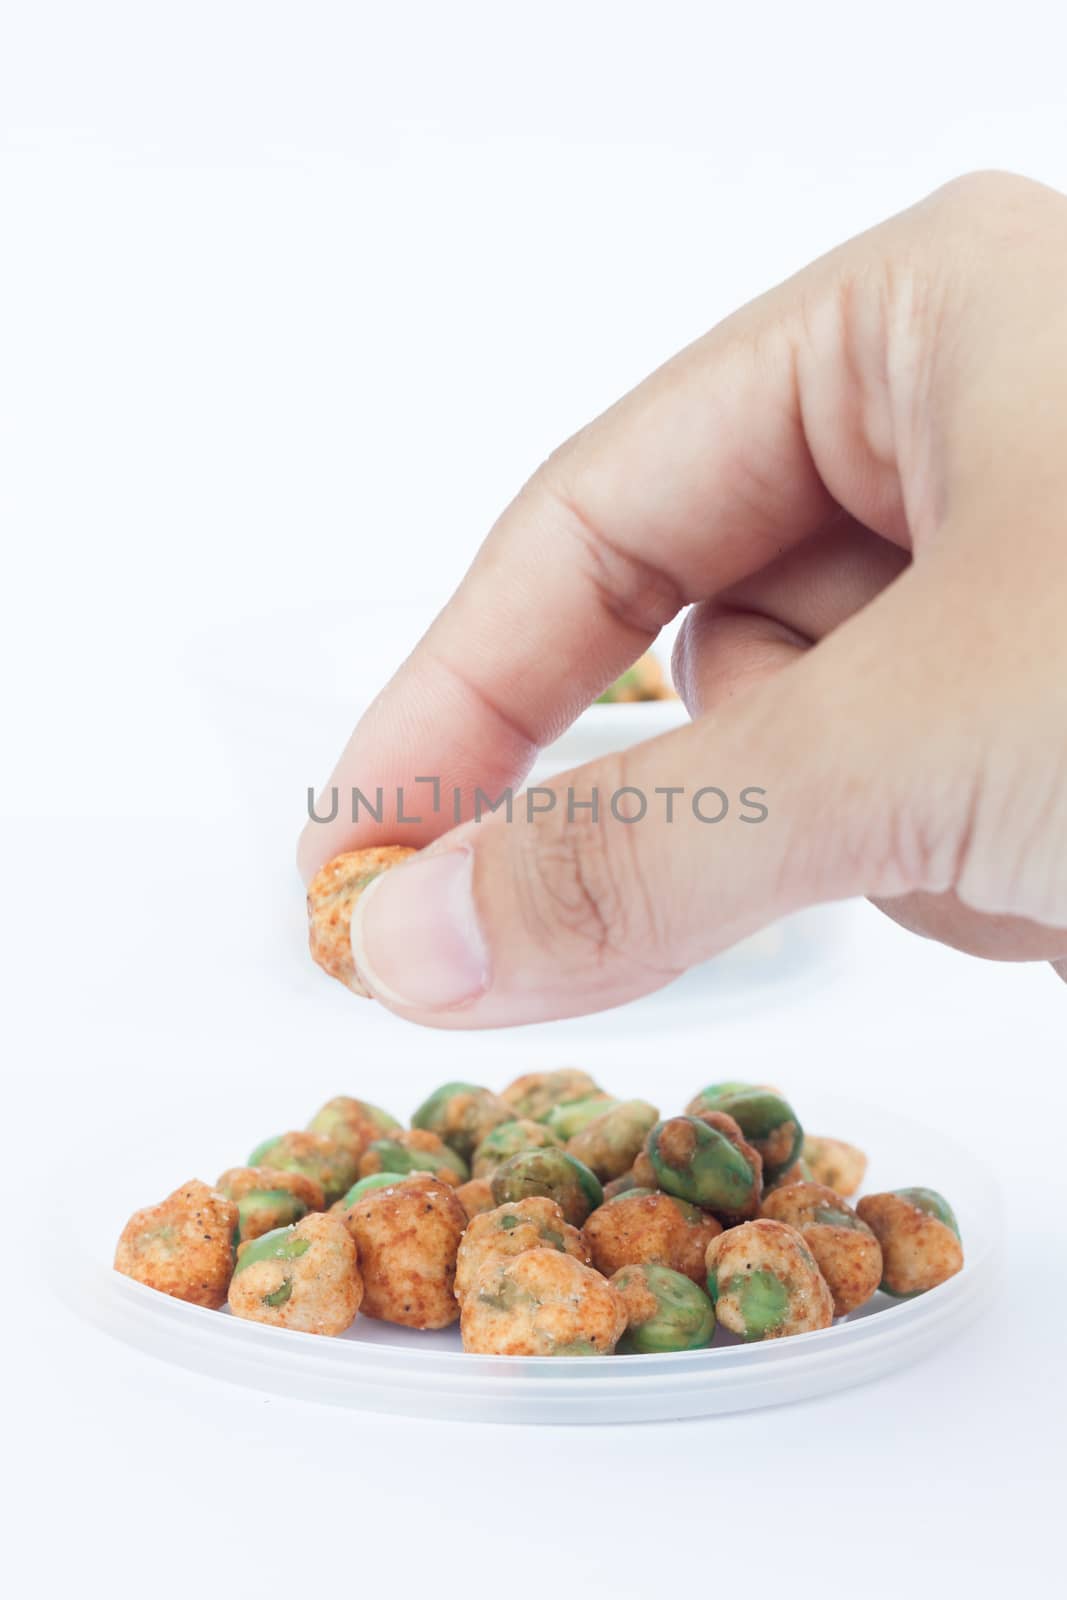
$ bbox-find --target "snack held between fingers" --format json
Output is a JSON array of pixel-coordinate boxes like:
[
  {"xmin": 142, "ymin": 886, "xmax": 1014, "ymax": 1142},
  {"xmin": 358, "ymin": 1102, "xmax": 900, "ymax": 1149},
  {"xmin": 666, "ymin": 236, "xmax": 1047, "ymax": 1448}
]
[{"xmin": 307, "ymin": 846, "xmax": 415, "ymax": 994}]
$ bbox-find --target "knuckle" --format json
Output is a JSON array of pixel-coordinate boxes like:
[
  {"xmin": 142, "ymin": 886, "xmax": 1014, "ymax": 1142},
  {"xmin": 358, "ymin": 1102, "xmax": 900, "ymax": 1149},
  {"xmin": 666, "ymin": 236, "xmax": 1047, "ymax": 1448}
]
[
  {"xmin": 533, "ymin": 458, "xmax": 684, "ymax": 637},
  {"xmin": 925, "ymin": 170, "xmax": 1062, "ymax": 250},
  {"xmin": 955, "ymin": 754, "xmax": 1067, "ymax": 927},
  {"xmin": 511, "ymin": 756, "xmax": 667, "ymax": 971}
]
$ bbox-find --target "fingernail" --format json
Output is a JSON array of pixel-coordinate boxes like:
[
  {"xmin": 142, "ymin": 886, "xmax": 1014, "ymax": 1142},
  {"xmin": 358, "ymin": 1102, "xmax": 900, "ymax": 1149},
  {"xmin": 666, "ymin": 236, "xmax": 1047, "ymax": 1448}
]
[{"xmin": 350, "ymin": 846, "xmax": 489, "ymax": 1011}]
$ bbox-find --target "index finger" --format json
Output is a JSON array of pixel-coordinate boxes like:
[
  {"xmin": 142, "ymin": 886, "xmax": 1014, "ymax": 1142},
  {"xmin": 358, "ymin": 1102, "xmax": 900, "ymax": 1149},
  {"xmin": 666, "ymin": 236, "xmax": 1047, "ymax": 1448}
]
[{"xmin": 298, "ymin": 206, "xmax": 919, "ymax": 882}]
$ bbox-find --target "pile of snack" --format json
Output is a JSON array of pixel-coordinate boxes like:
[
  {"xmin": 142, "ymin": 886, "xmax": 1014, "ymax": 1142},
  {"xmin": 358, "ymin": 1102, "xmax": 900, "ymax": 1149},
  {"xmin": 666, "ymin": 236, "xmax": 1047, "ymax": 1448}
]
[{"xmin": 113, "ymin": 1071, "xmax": 964, "ymax": 1354}]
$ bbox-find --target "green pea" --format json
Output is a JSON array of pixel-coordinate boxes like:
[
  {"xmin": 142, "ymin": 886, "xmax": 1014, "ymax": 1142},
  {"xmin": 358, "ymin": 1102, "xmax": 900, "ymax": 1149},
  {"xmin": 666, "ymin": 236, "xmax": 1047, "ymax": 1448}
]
[
  {"xmin": 340, "ymin": 1172, "xmax": 410, "ymax": 1206},
  {"xmin": 364, "ymin": 1137, "xmax": 469, "ymax": 1183},
  {"xmin": 248, "ymin": 1136, "xmax": 282, "ymax": 1168},
  {"xmin": 411, "ymin": 1081, "xmax": 481, "ymax": 1137},
  {"xmin": 602, "ymin": 1170, "xmax": 643, "ymax": 1200},
  {"xmin": 307, "ymin": 1096, "xmax": 401, "ymax": 1145},
  {"xmin": 501, "ymin": 1069, "xmax": 602, "ymax": 1121},
  {"xmin": 245, "ymin": 1132, "xmax": 358, "ymax": 1204},
  {"xmin": 477, "ymin": 1273, "xmax": 534, "ymax": 1314},
  {"xmin": 471, "ymin": 1119, "xmax": 562, "ymax": 1177},
  {"xmin": 490, "ymin": 1149, "xmax": 603, "ymax": 1226},
  {"xmin": 812, "ymin": 1205, "xmax": 861, "ymax": 1230},
  {"xmin": 729, "ymin": 1268, "xmax": 789, "ymax": 1340},
  {"xmin": 685, "ymin": 1081, "xmax": 757, "ymax": 1113},
  {"xmin": 615, "ymin": 1264, "xmax": 716, "ymax": 1355},
  {"xmin": 895, "ymin": 1187, "xmax": 961, "ymax": 1238},
  {"xmin": 647, "ymin": 1117, "xmax": 759, "ymax": 1214},
  {"xmin": 542, "ymin": 1095, "xmax": 620, "ymax": 1140},
  {"xmin": 233, "ymin": 1226, "xmax": 311, "ymax": 1276},
  {"xmin": 236, "ymin": 1190, "xmax": 309, "ymax": 1240},
  {"xmin": 410, "ymin": 1082, "xmax": 510, "ymax": 1161},
  {"xmin": 690, "ymin": 1088, "xmax": 803, "ymax": 1183},
  {"xmin": 262, "ymin": 1280, "xmax": 293, "ymax": 1308}
]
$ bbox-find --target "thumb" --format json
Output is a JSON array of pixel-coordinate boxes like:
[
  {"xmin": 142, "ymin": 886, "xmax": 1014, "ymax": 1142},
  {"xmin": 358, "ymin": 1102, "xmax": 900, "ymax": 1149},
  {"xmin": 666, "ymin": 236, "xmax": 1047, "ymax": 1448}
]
[{"xmin": 348, "ymin": 588, "xmax": 938, "ymax": 1028}]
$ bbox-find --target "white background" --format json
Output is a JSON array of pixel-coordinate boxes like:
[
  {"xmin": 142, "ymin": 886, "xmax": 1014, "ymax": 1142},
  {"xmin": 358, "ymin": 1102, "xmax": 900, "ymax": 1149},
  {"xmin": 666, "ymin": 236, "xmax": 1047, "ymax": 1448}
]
[{"xmin": 2, "ymin": 4, "xmax": 1065, "ymax": 1595}]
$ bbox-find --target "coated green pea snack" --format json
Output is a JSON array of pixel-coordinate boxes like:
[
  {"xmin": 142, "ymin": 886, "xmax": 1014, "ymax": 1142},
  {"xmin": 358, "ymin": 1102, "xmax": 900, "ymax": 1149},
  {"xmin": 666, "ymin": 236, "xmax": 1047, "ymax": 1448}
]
[
  {"xmin": 705, "ymin": 1218, "xmax": 834, "ymax": 1340},
  {"xmin": 583, "ymin": 1189, "xmax": 722, "ymax": 1283},
  {"xmin": 612, "ymin": 1263, "xmax": 716, "ymax": 1354},
  {"xmin": 855, "ymin": 1188, "xmax": 963, "ymax": 1297},
  {"xmin": 358, "ymin": 1129, "xmax": 469, "ymax": 1186},
  {"xmin": 217, "ymin": 1165, "xmax": 326, "ymax": 1242},
  {"xmin": 647, "ymin": 1116, "xmax": 761, "ymax": 1218},
  {"xmin": 454, "ymin": 1197, "xmax": 590, "ymax": 1303},
  {"xmin": 490, "ymin": 1147, "xmax": 604, "ymax": 1226},
  {"xmin": 343, "ymin": 1173, "xmax": 467, "ymax": 1329},
  {"xmin": 114, "ymin": 1180, "xmax": 237, "ymax": 1309},
  {"xmin": 338, "ymin": 1171, "xmax": 410, "ymax": 1206},
  {"xmin": 461, "ymin": 1250, "xmax": 627, "ymax": 1355},
  {"xmin": 247, "ymin": 1131, "xmax": 359, "ymax": 1206},
  {"xmin": 113, "ymin": 1062, "xmax": 965, "ymax": 1363},
  {"xmin": 686, "ymin": 1086, "xmax": 802, "ymax": 1185},
  {"xmin": 542, "ymin": 1094, "xmax": 618, "ymax": 1140},
  {"xmin": 567, "ymin": 1099, "xmax": 660, "ymax": 1182},
  {"xmin": 802, "ymin": 1135, "xmax": 867, "ymax": 1197},
  {"xmin": 761, "ymin": 1181, "xmax": 882, "ymax": 1315},
  {"xmin": 470, "ymin": 1118, "xmax": 562, "ymax": 1179},
  {"xmin": 307, "ymin": 1096, "xmax": 401, "ymax": 1157},
  {"xmin": 411, "ymin": 1082, "xmax": 512, "ymax": 1163},
  {"xmin": 500, "ymin": 1069, "xmax": 601, "ymax": 1122},
  {"xmin": 229, "ymin": 1212, "xmax": 361, "ymax": 1335}
]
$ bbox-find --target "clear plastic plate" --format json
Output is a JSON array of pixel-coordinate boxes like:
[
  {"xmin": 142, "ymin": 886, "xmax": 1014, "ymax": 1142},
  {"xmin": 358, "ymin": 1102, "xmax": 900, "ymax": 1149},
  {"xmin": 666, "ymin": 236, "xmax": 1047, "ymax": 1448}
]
[{"xmin": 54, "ymin": 1094, "xmax": 997, "ymax": 1424}]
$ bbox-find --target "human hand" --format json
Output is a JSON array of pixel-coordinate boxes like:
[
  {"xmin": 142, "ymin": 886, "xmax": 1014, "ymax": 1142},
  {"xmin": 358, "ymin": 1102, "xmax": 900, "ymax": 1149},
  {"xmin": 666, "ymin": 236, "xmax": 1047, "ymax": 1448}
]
[{"xmin": 298, "ymin": 172, "xmax": 1067, "ymax": 1026}]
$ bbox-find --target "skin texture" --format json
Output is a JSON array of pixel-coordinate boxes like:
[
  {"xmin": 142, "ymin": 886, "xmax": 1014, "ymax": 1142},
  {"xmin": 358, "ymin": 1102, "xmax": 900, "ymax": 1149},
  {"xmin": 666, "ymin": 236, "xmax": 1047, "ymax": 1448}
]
[
  {"xmin": 856, "ymin": 1189, "xmax": 964, "ymax": 1296},
  {"xmin": 216, "ymin": 1165, "xmax": 326, "ymax": 1242},
  {"xmin": 612, "ymin": 1263, "xmax": 716, "ymax": 1354},
  {"xmin": 410, "ymin": 1082, "xmax": 513, "ymax": 1163},
  {"xmin": 460, "ymin": 1249, "xmax": 628, "ymax": 1356},
  {"xmin": 802, "ymin": 1136, "xmax": 868, "ymax": 1197},
  {"xmin": 306, "ymin": 845, "xmax": 416, "ymax": 995},
  {"xmin": 470, "ymin": 1119, "xmax": 562, "ymax": 1179},
  {"xmin": 490, "ymin": 1148, "xmax": 604, "ymax": 1226},
  {"xmin": 298, "ymin": 173, "xmax": 1067, "ymax": 1031},
  {"xmin": 358, "ymin": 1129, "xmax": 469, "ymax": 1186},
  {"xmin": 454, "ymin": 1197, "xmax": 590, "ymax": 1303},
  {"xmin": 706, "ymin": 1218, "xmax": 834, "ymax": 1340},
  {"xmin": 306, "ymin": 1096, "xmax": 401, "ymax": 1157},
  {"xmin": 761, "ymin": 1182, "xmax": 883, "ymax": 1315},
  {"xmin": 343, "ymin": 1173, "xmax": 467, "ymax": 1328},
  {"xmin": 500, "ymin": 1070, "xmax": 601, "ymax": 1122},
  {"xmin": 114, "ymin": 1180, "xmax": 237, "ymax": 1309},
  {"xmin": 567, "ymin": 1099, "xmax": 660, "ymax": 1181},
  {"xmin": 685, "ymin": 1087, "xmax": 802, "ymax": 1184},
  {"xmin": 582, "ymin": 1189, "xmax": 722, "ymax": 1284},
  {"xmin": 647, "ymin": 1116, "xmax": 761, "ymax": 1220},
  {"xmin": 228, "ymin": 1212, "xmax": 361, "ymax": 1336},
  {"xmin": 454, "ymin": 1177, "xmax": 498, "ymax": 1220},
  {"xmin": 246, "ymin": 1131, "xmax": 359, "ymax": 1207}
]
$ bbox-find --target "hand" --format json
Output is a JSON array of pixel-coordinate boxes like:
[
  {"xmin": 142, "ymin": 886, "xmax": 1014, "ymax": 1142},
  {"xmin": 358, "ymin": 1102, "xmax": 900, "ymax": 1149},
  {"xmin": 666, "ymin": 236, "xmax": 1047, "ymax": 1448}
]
[{"xmin": 298, "ymin": 172, "xmax": 1067, "ymax": 1027}]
